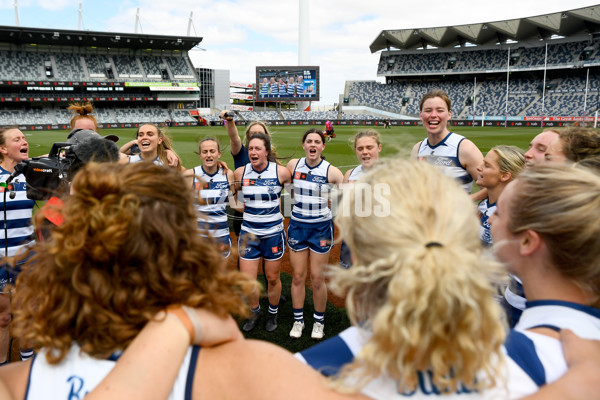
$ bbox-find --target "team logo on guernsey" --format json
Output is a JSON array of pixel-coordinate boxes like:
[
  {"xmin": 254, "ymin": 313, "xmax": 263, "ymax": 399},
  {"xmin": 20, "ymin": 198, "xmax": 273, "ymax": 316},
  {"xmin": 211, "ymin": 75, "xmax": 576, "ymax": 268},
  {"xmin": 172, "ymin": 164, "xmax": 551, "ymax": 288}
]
[
  {"xmin": 213, "ymin": 182, "xmax": 229, "ymax": 189},
  {"xmin": 294, "ymin": 172, "xmax": 308, "ymax": 180},
  {"xmin": 243, "ymin": 179, "xmax": 256, "ymax": 186}
]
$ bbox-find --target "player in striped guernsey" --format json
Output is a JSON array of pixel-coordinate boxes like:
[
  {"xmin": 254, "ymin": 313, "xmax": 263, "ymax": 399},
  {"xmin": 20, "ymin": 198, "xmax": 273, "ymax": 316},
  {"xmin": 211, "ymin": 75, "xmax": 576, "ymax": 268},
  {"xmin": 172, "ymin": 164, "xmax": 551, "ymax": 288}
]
[
  {"xmin": 187, "ymin": 138, "xmax": 235, "ymax": 258},
  {"xmin": 297, "ymin": 159, "xmax": 508, "ymax": 398},
  {"xmin": 278, "ymin": 78, "xmax": 287, "ymax": 96},
  {"xmin": 340, "ymin": 129, "xmax": 382, "ymax": 269},
  {"xmin": 490, "ymin": 163, "xmax": 600, "ymax": 398},
  {"xmin": 260, "ymin": 77, "xmax": 269, "ymax": 97},
  {"xmin": 0, "ymin": 127, "xmax": 35, "ymax": 365},
  {"xmin": 269, "ymin": 77, "xmax": 279, "ymax": 96},
  {"xmin": 475, "ymin": 145, "xmax": 524, "ymax": 248},
  {"xmin": 286, "ymin": 129, "xmax": 343, "ymax": 340},
  {"xmin": 411, "ymin": 90, "xmax": 483, "ymax": 196},
  {"xmin": 287, "ymin": 77, "xmax": 296, "ymax": 95},
  {"xmin": 295, "ymin": 75, "xmax": 305, "ymax": 96},
  {"xmin": 125, "ymin": 124, "xmax": 182, "ymax": 168},
  {"xmin": 234, "ymin": 134, "xmax": 291, "ymax": 332}
]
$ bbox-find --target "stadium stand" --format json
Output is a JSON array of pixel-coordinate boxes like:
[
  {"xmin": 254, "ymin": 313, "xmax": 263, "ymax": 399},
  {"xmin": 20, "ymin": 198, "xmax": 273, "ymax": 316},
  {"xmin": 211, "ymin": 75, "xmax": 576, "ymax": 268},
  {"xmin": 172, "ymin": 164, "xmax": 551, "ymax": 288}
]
[
  {"xmin": 365, "ymin": 7, "xmax": 600, "ymax": 124},
  {"xmin": 0, "ymin": 25, "xmax": 202, "ymax": 129}
]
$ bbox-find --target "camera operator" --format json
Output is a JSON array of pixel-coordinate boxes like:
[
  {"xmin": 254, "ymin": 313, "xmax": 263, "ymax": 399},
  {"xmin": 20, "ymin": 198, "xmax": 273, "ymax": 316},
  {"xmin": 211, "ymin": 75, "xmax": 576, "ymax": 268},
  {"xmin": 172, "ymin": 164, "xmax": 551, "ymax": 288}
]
[
  {"xmin": 0, "ymin": 127, "xmax": 36, "ymax": 365},
  {"xmin": 35, "ymin": 129, "xmax": 121, "ymax": 241}
]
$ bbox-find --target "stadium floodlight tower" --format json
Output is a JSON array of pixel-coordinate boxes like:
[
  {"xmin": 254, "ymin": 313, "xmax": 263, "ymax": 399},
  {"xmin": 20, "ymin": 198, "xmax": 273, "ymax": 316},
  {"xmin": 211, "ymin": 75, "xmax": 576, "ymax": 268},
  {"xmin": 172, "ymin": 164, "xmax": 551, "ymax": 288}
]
[
  {"xmin": 298, "ymin": 0, "xmax": 310, "ymax": 111},
  {"xmin": 14, "ymin": 0, "xmax": 20, "ymax": 26}
]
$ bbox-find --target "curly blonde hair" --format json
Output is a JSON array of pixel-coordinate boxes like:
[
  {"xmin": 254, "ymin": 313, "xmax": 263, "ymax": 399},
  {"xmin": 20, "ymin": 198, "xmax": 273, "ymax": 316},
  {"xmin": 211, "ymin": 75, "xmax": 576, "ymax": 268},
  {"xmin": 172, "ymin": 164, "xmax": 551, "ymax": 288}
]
[
  {"xmin": 12, "ymin": 162, "xmax": 257, "ymax": 364},
  {"xmin": 68, "ymin": 101, "xmax": 98, "ymax": 131},
  {"xmin": 331, "ymin": 159, "xmax": 506, "ymax": 394}
]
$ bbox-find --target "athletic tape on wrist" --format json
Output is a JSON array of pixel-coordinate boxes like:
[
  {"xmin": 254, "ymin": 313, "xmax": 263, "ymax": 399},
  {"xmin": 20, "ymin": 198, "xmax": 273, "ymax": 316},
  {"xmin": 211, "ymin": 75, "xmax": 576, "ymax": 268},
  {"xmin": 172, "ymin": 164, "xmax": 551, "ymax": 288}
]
[
  {"xmin": 166, "ymin": 307, "xmax": 193, "ymax": 344},
  {"xmin": 166, "ymin": 306, "xmax": 202, "ymax": 345},
  {"xmin": 181, "ymin": 305, "xmax": 204, "ymax": 344}
]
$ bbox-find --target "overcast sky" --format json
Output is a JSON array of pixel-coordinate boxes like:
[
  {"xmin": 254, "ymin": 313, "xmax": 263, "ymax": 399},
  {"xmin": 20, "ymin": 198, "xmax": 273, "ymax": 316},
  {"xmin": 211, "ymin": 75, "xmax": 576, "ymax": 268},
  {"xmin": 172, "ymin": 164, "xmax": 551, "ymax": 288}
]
[{"xmin": 0, "ymin": 0, "xmax": 598, "ymax": 105}]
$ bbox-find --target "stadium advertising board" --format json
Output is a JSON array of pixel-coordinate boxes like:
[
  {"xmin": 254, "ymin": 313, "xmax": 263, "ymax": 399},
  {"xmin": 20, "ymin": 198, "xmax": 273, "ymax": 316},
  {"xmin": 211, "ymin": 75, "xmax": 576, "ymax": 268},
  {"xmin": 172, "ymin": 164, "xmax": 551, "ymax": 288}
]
[{"xmin": 256, "ymin": 66, "xmax": 319, "ymax": 102}]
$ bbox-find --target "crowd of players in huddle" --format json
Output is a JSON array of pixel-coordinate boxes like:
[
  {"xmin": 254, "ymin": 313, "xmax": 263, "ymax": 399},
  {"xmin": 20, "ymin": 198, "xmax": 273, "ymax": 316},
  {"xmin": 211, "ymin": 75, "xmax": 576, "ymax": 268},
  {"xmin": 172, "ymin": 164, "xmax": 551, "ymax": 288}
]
[{"xmin": 0, "ymin": 89, "xmax": 599, "ymax": 399}]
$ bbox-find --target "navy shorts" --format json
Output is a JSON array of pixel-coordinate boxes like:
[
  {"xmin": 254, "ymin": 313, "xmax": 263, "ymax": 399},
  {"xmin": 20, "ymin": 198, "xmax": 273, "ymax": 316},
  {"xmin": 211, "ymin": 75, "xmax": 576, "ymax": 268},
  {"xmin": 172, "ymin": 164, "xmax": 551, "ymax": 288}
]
[
  {"xmin": 214, "ymin": 235, "xmax": 232, "ymax": 258},
  {"xmin": 238, "ymin": 230, "xmax": 286, "ymax": 261},
  {"xmin": 287, "ymin": 219, "xmax": 333, "ymax": 254}
]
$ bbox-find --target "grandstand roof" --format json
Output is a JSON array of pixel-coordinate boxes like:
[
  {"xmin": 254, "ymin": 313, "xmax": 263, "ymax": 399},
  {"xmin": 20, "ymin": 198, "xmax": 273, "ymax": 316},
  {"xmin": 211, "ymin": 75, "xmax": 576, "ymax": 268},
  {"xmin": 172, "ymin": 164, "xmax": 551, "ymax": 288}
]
[
  {"xmin": 370, "ymin": 5, "xmax": 600, "ymax": 52},
  {"xmin": 0, "ymin": 25, "xmax": 202, "ymax": 51}
]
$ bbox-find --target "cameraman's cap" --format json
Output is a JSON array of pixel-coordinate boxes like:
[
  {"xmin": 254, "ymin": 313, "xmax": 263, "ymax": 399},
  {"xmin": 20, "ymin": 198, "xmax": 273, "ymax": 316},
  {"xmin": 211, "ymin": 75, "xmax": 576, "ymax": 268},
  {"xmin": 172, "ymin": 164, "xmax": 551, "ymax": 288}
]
[{"xmin": 67, "ymin": 128, "xmax": 119, "ymax": 144}]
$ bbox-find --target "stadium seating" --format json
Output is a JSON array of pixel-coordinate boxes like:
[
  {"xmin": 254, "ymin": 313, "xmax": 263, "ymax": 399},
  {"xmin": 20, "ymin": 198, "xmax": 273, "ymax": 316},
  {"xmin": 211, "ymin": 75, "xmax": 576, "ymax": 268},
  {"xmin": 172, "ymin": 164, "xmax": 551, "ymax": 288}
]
[
  {"xmin": 171, "ymin": 110, "xmax": 197, "ymax": 123},
  {"xmin": 166, "ymin": 57, "xmax": 195, "ymax": 78},
  {"xmin": 377, "ymin": 39, "xmax": 600, "ymax": 76}
]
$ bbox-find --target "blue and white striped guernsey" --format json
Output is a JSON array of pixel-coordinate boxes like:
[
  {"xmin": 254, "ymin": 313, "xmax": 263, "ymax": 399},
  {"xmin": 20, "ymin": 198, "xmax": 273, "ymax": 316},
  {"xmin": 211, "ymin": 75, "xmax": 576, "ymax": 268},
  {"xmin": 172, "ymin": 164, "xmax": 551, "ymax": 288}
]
[
  {"xmin": 477, "ymin": 198, "xmax": 496, "ymax": 247},
  {"xmin": 192, "ymin": 166, "xmax": 230, "ymax": 238},
  {"xmin": 0, "ymin": 167, "xmax": 35, "ymax": 258},
  {"xmin": 287, "ymin": 82, "xmax": 296, "ymax": 95},
  {"xmin": 26, "ymin": 344, "xmax": 200, "ymax": 400},
  {"xmin": 296, "ymin": 327, "xmax": 503, "ymax": 398},
  {"xmin": 503, "ymin": 300, "xmax": 600, "ymax": 398},
  {"xmin": 417, "ymin": 132, "xmax": 473, "ymax": 193},
  {"xmin": 240, "ymin": 162, "xmax": 283, "ymax": 237},
  {"xmin": 291, "ymin": 158, "xmax": 332, "ymax": 224},
  {"xmin": 260, "ymin": 82, "xmax": 269, "ymax": 96},
  {"xmin": 278, "ymin": 83, "xmax": 287, "ymax": 94}
]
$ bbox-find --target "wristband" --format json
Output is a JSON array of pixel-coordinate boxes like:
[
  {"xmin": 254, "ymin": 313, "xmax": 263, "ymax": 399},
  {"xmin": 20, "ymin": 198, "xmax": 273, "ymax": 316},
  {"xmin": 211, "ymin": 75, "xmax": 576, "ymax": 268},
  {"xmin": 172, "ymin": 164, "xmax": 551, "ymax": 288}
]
[{"xmin": 166, "ymin": 305, "xmax": 204, "ymax": 345}]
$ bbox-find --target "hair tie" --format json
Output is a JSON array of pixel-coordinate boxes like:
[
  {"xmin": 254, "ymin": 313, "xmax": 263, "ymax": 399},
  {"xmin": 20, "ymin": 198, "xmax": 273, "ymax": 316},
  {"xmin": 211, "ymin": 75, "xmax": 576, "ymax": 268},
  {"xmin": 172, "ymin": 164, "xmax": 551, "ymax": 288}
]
[{"xmin": 425, "ymin": 242, "xmax": 443, "ymax": 248}]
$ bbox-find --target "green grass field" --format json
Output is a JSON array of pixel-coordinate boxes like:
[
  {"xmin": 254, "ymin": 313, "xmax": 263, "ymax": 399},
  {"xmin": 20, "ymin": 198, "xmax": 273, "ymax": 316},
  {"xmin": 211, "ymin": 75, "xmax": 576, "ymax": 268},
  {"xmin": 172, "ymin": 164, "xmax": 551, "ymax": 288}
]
[{"xmin": 24, "ymin": 124, "xmax": 539, "ymax": 173}]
